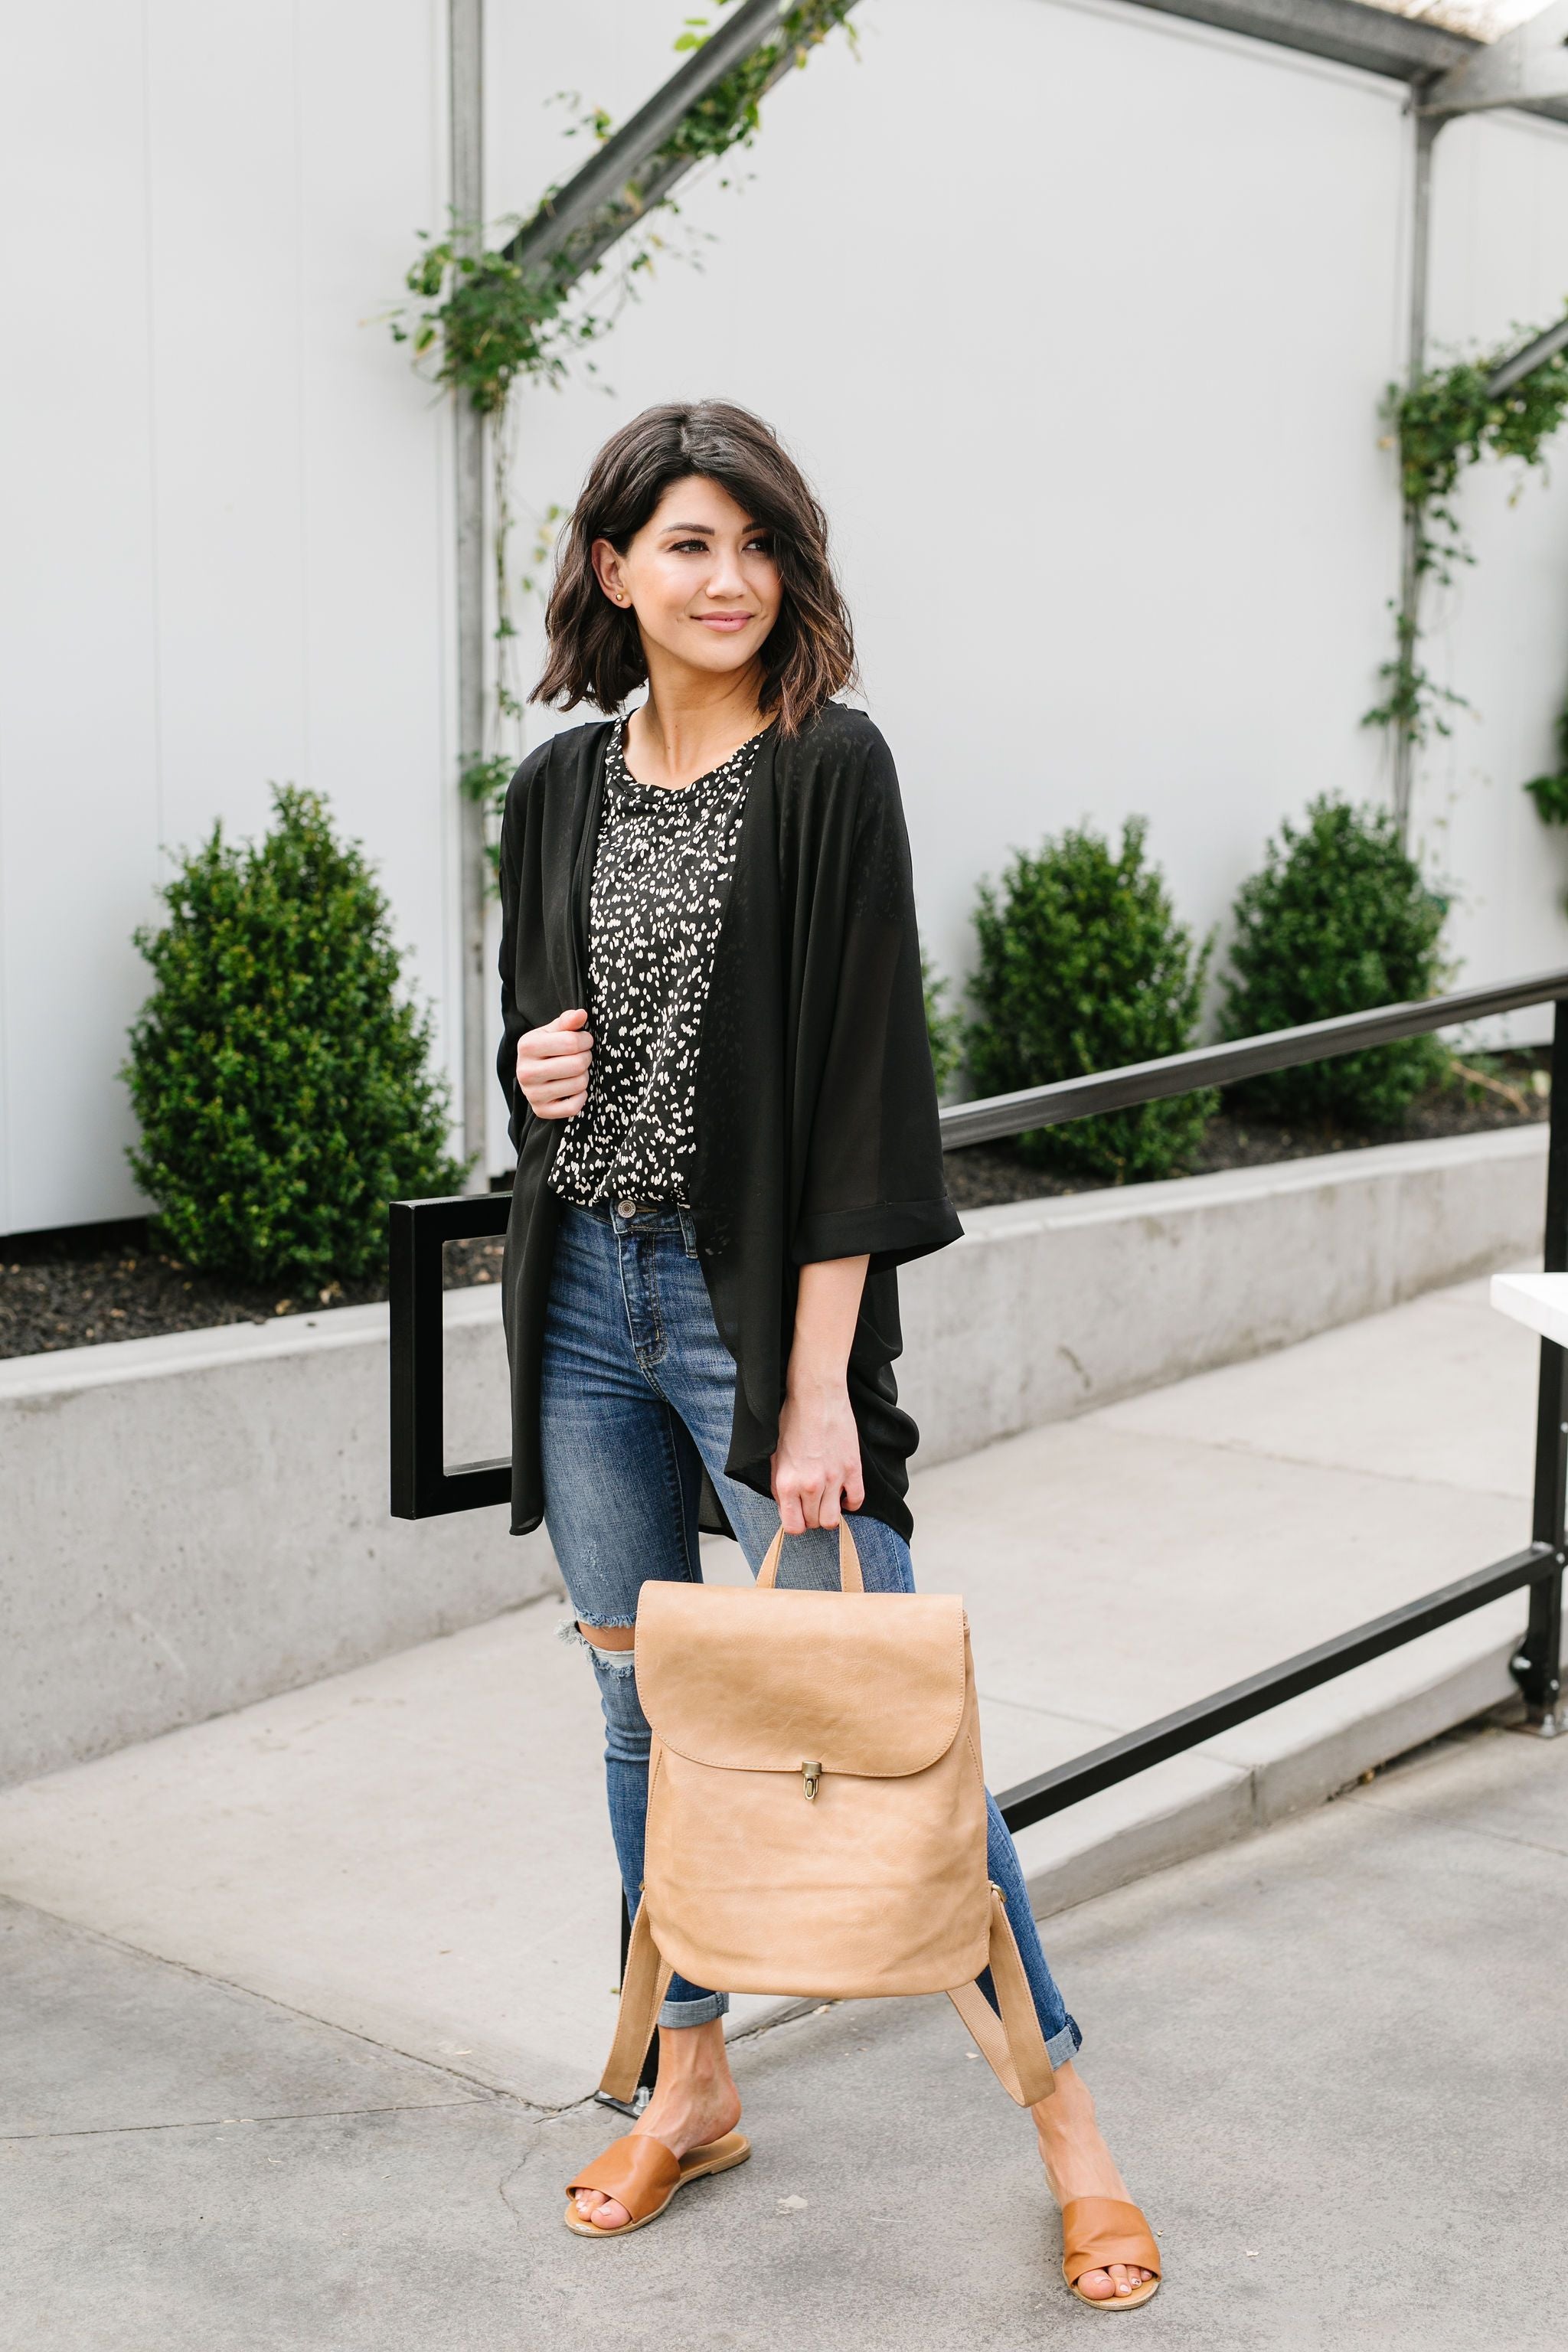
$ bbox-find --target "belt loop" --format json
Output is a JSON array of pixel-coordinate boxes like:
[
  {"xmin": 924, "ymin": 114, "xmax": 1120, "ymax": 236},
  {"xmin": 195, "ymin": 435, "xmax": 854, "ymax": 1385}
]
[{"xmin": 679, "ymin": 1208, "xmax": 698, "ymax": 1258}]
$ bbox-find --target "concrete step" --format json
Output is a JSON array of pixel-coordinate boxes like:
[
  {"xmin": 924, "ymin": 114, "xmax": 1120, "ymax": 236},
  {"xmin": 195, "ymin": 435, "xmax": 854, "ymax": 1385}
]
[{"xmin": 0, "ymin": 1274, "xmax": 1554, "ymax": 2109}]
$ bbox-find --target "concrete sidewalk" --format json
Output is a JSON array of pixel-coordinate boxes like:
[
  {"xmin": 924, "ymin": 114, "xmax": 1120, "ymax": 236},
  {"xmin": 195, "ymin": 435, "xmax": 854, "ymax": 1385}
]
[
  {"xmin": 6, "ymin": 1714, "xmax": 1565, "ymax": 2351},
  {"xmin": 0, "ymin": 1273, "xmax": 1546, "ymax": 2107}
]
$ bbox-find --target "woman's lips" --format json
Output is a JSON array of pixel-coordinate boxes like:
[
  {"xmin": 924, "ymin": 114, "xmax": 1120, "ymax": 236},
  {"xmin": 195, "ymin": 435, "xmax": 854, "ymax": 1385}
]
[{"xmin": 693, "ymin": 613, "xmax": 753, "ymax": 630}]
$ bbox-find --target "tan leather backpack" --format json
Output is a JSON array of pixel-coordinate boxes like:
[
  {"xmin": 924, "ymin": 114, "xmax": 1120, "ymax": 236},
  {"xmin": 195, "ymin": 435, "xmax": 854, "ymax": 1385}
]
[{"xmin": 596, "ymin": 1521, "xmax": 1056, "ymax": 2108}]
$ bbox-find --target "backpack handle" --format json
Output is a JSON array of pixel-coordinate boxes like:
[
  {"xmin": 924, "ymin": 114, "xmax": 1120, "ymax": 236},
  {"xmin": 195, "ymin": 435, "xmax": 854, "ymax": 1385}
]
[{"xmin": 756, "ymin": 1518, "xmax": 865, "ymax": 1592}]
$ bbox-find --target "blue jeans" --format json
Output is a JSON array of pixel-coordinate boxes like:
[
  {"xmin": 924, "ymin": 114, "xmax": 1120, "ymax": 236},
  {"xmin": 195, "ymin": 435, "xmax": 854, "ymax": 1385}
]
[{"xmin": 539, "ymin": 1198, "xmax": 1082, "ymax": 2068}]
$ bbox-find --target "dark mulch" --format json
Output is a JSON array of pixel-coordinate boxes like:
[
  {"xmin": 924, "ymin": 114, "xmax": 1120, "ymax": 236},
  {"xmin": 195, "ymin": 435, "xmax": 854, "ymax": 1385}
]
[
  {"xmin": 1, "ymin": 1056, "xmax": 1548, "ymax": 1363},
  {"xmin": 0, "ymin": 1215, "xmax": 508, "ymax": 1363}
]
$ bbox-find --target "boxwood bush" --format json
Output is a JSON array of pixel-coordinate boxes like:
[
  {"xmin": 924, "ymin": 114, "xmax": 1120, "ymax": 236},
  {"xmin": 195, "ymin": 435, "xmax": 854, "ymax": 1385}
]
[
  {"xmin": 965, "ymin": 818, "xmax": 1217, "ymax": 1183},
  {"xmin": 1221, "ymin": 797, "xmax": 1449, "ymax": 1127},
  {"xmin": 122, "ymin": 785, "xmax": 469, "ymax": 1287}
]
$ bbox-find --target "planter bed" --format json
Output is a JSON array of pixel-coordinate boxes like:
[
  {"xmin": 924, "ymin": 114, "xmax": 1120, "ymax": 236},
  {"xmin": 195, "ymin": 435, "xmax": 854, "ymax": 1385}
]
[{"xmin": 0, "ymin": 1057, "xmax": 1548, "ymax": 1361}]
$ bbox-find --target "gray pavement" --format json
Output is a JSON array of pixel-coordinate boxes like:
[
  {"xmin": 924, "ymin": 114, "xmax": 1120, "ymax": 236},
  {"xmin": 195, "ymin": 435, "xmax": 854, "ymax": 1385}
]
[
  {"xmin": 6, "ymin": 1716, "xmax": 1566, "ymax": 2352},
  {"xmin": 0, "ymin": 1275, "xmax": 1545, "ymax": 2108}
]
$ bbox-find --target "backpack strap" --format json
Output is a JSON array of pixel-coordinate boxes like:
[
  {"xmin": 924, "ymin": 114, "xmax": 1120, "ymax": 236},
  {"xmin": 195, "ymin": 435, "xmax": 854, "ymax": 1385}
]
[
  {"xmin": 598, "ymin": 1899, "xmax": 675, "ymax": 2105},
  {"xmin": 599, "ymin": 1884, "xmax": 1055, "ymax": 2111},
  {"xmin": 947, "ymin": 1884, "xmax": 1057, "ymax": 2107},
  {"xmin": 756, "ymin": 1520, "xmax": 864, "ymax": 1591}
]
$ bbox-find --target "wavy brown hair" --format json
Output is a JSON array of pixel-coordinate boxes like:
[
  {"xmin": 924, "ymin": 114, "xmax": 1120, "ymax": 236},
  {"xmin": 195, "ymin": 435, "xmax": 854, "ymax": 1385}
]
[{"xmin": 531, "ymin": 400, "xmax": 857, "ymax": 737}]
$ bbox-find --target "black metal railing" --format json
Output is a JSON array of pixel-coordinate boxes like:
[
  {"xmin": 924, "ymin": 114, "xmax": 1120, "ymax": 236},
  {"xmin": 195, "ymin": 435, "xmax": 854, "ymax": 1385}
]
[{"xmin": 390, "ymin": 965, "xmax": 1568, "ymax": 1841}]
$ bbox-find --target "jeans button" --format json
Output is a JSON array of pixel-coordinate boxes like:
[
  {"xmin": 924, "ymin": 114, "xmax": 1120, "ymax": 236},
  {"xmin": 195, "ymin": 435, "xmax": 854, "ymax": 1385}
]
[{"xmin": 616, "ymin": 1197, "xmax": 638, "ymax": 1217}]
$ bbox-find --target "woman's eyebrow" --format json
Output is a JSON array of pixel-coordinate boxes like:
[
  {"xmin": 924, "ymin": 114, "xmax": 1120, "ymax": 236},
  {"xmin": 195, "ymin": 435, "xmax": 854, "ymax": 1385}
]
[{"xmin": 657, "ymin": 520, "xmax": 768, "ymax": 534}]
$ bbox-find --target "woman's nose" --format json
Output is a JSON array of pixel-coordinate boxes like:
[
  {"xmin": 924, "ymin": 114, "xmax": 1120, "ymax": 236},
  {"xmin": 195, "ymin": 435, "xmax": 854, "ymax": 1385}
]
[{"xmin": 704, "ymin": 550, "xmax": 747, "ymax": 599}]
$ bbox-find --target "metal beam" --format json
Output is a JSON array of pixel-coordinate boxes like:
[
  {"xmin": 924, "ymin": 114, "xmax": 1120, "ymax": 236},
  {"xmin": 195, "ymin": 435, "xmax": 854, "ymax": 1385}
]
[
  {"xmin": 1423, "ymin": 0, "xmax": 1568, "ymax": 116},
  {"xmin": 1488, "ymin": 309, "xmax": 1568, "ymax": 397},
  {"xmin": 1116, "ymin": 0, "xmax": 1568, "ymax": 127},
  {"xmin": 450, "ymin": 0, "xmax": 489, "ymax": 1186},
  {"xmin": 503, "ymin": 0, "xmax": 844, "ymax": 288},
  {"xmin": 1392, "ymin": 106, "xmax": 1439, "ymax": 840}
]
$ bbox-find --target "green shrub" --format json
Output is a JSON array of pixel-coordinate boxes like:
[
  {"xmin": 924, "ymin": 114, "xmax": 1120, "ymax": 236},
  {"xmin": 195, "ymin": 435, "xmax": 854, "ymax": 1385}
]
[
  {"xmin": 922, "ymin": 949, "xmax": 963, "ymax": 1098},
  {"xmin": 965, "ymin": 818, "xmax": 1217, "ymax": 1184},
  {"xmin": 122, "ymin": 785, "xmax": 469, "ymax": 1286},
  {"xmin": 1221, "ymin": 797, "xmax": 1449, "ymax": 1126}
]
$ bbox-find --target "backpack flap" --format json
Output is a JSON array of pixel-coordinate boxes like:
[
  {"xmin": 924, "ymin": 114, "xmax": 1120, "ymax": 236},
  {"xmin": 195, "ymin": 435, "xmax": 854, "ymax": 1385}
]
[{"xmin": 634, "ymin": 1583, "xmax": 969, "ymax": 1778}]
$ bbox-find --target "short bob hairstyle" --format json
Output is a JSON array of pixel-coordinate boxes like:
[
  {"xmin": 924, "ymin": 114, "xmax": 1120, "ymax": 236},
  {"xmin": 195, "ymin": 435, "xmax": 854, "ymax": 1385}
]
[{"xmin": 531, "ymin": 400, "xmax": 856, "ymax": 737}]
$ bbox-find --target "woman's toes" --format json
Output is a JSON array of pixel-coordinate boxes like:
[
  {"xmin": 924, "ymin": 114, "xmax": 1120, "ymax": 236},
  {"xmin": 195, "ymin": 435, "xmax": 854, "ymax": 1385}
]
[
  {"xmin": 1109, "ymin": 2264, "xmax": 1134, "ymax": 2296},
  {"xmin": 577, "ymin": 2190, "xmax": 631, "ymax": 2230},
  {"xmin": 1076, "ymin": 2269, "xmax": 1116, "ymax": 2301}
]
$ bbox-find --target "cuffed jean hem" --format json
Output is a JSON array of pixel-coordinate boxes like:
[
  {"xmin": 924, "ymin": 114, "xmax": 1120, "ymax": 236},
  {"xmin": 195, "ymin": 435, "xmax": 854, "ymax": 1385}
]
[
  {"xmin": 658, "ymin": 1988, "xmax": 730, "ymax": 2029},
  {"xmin": 653, "ymin": 1999, "xmax": 1077, "ymax": 2053},
  {"xmin": 1045, "ymin": 2017, "xmax": 1083, "ymax": 2070}
]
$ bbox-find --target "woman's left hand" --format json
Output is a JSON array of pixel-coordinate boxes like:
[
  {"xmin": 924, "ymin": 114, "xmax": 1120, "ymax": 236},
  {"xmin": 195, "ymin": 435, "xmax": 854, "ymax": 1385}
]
[{"xmin": 772, "ymin": 1371, "xmax": 865, "ymax": 1533}]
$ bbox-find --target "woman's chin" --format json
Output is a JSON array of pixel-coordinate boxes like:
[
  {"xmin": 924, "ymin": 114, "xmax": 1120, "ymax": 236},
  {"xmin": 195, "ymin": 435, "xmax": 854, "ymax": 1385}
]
[{"xmin": 665, "ymin": 629, "xmax": 766, "ymax": 676}]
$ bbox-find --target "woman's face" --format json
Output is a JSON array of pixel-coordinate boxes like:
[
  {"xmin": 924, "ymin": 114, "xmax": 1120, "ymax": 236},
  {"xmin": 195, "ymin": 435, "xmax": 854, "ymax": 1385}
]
[{"xmin": 592, "ymin": 475, "xmax": 782, "ymax": 684}]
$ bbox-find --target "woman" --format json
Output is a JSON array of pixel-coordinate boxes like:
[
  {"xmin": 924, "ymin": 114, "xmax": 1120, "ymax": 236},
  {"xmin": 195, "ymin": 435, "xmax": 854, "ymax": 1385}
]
[{"xmin": 496, "ymin": 401, "xmax": 1159, "ymax": 2308}]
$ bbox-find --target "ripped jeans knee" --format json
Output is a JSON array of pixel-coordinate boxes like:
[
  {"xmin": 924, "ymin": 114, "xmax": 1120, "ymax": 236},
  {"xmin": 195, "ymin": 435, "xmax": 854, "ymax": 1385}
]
[{"xmin": 559, "ymin": 1617, "xmax": 650, "ymax": 1768}]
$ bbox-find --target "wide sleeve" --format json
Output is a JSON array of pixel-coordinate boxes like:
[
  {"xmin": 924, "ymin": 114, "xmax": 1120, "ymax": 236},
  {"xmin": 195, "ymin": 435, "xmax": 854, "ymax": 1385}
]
[{"xmin": 790, "ymin": 730, "xmax": 963, "ymax": 1272}]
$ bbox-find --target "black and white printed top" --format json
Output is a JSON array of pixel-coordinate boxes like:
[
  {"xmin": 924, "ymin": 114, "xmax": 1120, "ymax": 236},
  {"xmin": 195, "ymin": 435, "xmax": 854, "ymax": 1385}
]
[{"xmin": 547, "ymin": 716, "xmax": 768, "ymax": 1208}]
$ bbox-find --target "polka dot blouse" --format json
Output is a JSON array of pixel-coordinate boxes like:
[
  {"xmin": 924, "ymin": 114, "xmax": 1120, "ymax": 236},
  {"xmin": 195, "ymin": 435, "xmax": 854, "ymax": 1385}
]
[{"xmin": 547, "ymin": 716, "xmax": 769, "ymax": 1209}]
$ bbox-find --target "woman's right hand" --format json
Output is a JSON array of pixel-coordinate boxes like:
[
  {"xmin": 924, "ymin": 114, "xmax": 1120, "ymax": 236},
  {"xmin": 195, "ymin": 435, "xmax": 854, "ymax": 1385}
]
[{"xmin": 515, "ymin": 1007, "xmax": 593, "ymax": 1119}]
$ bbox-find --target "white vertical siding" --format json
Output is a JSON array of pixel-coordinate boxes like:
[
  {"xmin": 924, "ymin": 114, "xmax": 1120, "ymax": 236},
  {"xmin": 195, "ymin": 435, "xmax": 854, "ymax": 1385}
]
[
  {"xmin": 5, "ymin": 0, "xmax": 1568, "ymax": 1230},
  {"xmin": 0, "ymin": 0, "xmax": 454, "ymax": 1234}
]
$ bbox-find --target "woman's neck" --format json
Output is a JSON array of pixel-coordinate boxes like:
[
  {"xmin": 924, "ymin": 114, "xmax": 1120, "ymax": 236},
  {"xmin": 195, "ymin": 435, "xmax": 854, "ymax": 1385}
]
[{"xmin": 624, "ymin": 663, "xmax": 766, "ymax": 792}]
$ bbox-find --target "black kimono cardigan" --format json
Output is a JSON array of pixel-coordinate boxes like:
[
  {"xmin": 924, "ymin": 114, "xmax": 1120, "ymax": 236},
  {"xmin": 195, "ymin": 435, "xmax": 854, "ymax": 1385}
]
[{"xmin": 495, "ymin": 698, "xmax": 963, "ymax": 1543}]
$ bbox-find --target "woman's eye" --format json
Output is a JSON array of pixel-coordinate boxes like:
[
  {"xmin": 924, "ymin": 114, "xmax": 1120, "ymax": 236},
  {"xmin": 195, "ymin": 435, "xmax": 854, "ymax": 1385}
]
[
  {"xmin": 746, "ymin": 537, "xmax": 773, "ymax": 556},
  {"xmin": 671, "ymin": 538, "xmax": 708, "ymax": 553}
]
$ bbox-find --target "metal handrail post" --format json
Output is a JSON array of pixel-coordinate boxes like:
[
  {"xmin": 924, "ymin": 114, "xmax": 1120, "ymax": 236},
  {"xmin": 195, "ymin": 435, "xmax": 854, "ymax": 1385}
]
[{"xmin": 1513, "ymin": 998, "xmax": 1568, "ymax": 1730}]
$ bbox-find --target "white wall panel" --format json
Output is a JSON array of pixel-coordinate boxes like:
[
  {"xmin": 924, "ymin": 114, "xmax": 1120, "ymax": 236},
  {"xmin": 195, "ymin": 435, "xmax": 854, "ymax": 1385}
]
[
  {"xmin": 142, "ymin": 2, "xmax": 309, "ymax": 857},
  {"xmin": 1423, "ymin": 109, "xmax": 1568, "ymax": 1043},
  {"xmin": 0, "ymin": 0, "xmax": 454, "ymax": 1234},
  {"xmin": 0, "ymin": 5, "xmax": 164, "ymax": 1234},
  {"xmin": 498, "ymin": 0, "xmax": 1412, "ymax": 1047},
  {"xmin": 293, "ymin": 0, "xmax": 458, "ymax": 1093}
]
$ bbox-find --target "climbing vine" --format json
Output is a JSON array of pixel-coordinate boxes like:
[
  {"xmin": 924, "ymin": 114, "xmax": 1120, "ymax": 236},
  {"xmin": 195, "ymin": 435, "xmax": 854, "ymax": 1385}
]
[
  {"xmin": 388, "ymin": 2, "xmax": 859, "ymax": 871},
  {"xmin": 1524, "ymin": 701, "xmax": 1568, "ymax": 827},
  {"xmin": 1364, "ymin": 317, "xmax": 1568, "ymax": 753}
]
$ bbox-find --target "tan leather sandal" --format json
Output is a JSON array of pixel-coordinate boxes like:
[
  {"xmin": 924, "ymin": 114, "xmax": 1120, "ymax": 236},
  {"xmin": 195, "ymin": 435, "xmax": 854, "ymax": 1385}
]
[
  {"xmin": 564, "ymin": 2130, "xmax": 751, "ymax": 2236},
  {"xmin": 1060, "ymin": 2197, "xmax": 1162, "ymax": 2310}
]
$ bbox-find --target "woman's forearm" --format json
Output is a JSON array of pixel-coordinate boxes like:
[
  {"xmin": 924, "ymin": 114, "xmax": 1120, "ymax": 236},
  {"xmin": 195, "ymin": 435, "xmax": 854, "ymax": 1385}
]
[
  {"xmin": 788, "ymin": 1255, "xmax": 870, "ymax": 1393},
  {"xmin": 771, "ymin": 1254, "xmax": 871, "ymax": 1532}
]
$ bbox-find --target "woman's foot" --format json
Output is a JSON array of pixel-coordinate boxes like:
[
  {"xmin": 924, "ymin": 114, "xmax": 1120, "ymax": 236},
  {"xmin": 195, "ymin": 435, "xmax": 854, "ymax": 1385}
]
[
  {"xmin": 573, "ymin": 2019, "xmax": 743, "ymax": 2233},
  {"xmin": 1033, "ymin": 2062, "xmax": 1156, "ymax": 2303}
]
